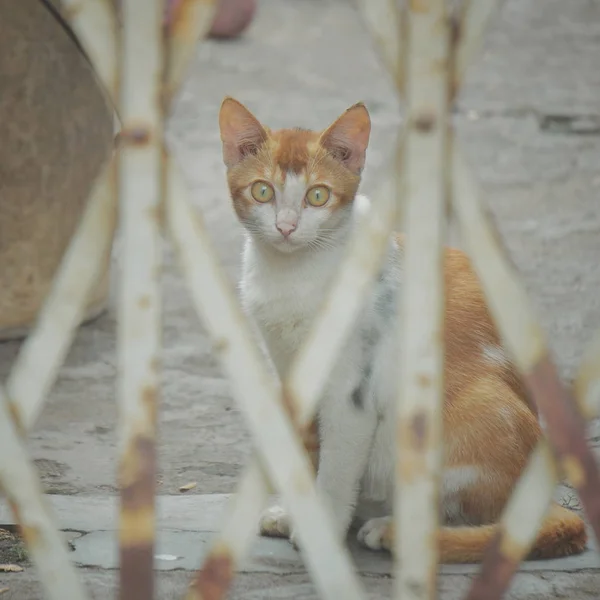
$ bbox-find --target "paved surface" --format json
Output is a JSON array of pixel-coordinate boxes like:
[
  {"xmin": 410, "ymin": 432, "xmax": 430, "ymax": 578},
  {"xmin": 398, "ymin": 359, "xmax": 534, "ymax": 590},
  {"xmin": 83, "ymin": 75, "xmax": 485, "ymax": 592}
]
[
  {"xmin": 0, "ymin": 495, "xmax": 599, "ymax": 598},
  {"xmin": 1, "ymin": 0, "xmax": 600, "ymax": 597}
]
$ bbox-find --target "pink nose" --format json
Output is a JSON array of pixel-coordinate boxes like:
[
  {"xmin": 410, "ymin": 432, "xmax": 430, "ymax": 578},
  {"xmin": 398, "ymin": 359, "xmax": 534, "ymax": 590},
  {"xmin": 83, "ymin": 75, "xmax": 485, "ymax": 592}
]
[{"xmin": 276, "ymin": 223, "xmax": 297, "ymax": 238}]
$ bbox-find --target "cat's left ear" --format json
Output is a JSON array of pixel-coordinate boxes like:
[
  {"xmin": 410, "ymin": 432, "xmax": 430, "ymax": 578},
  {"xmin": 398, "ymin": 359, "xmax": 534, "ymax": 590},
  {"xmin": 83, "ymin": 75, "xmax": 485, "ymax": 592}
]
[{"xmin": 319, "ymin": 103, "xmax": 371, "ymax": 174}]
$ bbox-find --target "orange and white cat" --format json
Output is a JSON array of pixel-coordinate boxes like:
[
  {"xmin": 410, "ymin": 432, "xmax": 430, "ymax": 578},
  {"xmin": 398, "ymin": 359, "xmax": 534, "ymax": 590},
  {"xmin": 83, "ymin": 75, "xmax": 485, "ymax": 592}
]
[{"xmin": 218, "ymin": 96, "xmax": 587, "ymax": 562}]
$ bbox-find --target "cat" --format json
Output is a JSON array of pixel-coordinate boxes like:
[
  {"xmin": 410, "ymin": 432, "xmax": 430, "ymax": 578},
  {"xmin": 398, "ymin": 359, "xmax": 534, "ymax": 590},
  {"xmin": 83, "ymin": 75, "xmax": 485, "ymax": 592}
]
[{"xmin": 218, "ymin": 96, "xmax": 587, "ymax": 562}]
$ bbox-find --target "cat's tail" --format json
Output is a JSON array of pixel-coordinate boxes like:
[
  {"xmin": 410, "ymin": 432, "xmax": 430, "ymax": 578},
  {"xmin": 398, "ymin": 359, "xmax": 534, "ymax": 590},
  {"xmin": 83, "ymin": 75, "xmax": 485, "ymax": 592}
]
[{"xmin": 439, "ymin": 502, "xmax": 587, "ymax": 563}]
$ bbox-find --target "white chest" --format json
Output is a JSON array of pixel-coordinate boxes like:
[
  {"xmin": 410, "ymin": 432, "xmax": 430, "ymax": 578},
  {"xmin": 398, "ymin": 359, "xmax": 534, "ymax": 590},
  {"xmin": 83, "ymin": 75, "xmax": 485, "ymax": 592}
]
[{"xmin": 240, "ymin": 243, "xmax": 341, "ymax": 375}]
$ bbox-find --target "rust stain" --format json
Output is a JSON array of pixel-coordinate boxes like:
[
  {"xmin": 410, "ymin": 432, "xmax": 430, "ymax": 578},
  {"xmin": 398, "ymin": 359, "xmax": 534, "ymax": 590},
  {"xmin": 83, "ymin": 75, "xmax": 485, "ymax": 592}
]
[
  {"xmin": 147, "ymin": 205, "xmax": 163, "ymax": 226},
  {"xmin": 497, "ymin": 529, "xmax": 526, "ymax": 562},
  {"xmin": 120, "ymin": 542, "xmax": 154, "ymax": 600},
  {"xmin": 21, "ymin": 525, "xmax": 41, "ymax": 548},
  {"xmin": 142, "ymin": 385, "xmax": 159, "ymax": 428},
  {"xmin": 410, "ymin": 411, "xmax": 428, "ymax": 451},
  {"xmin": 561, "ymin": 455, "xmax": 585, "ymax": 488},
  {"xmin": 120, "ymin": 127, "xmax": 152, "ymax": 146},
  {"xmin": 397, "ymin": 452, "xmax": 426, "ymax": 484},
  {"xmin": 6, "ymin": 402, "xmax": 24, "ymax": 436},
  {"xmin": 416, "ymin": 373, "xmax": 432, "ymax": 389},
  {"xmin": 138, "ymin": 295, "xmax": 151, "ymax": 309},
  {"xmin": 119, "ymin": 506, "xmax": 155, "ymax": 546},
  {"xmin": 408, "ymin": 0, "xmax": 429, "ymax": 13},
  {"xmin": 413, "ymin": 112, "xmax": 436, "ymax": 132},
  {"xmin": 150, "ymin": 357, "xmax": 160, "ymax": 373},
  {"xmin": 280, "ymin": 384, "xmax": 299, "ymax": 425},
  {"xmin": 449, "ymin": 14, "xmax": 461, "ymax": 47},
  {"xmin": 465, "ymin": 531, "xmax": 520, "ymax": 600},
  {"xmin": 119, "ymin": 434, "xmax": 156, "ymax": 500},
  {"xmin": 119, "ymin": 434, "xmax": 157, "ymax": 600},
  {"xmin": 166, "ymin": 0, "xmax": 214, "ymax": 36},
  {"xmin": 525, "ymin": 355, "xmax": 600, "ymax": 542},
  {"xmin": 213, "ymin": 337, "xmax": 229, "ymax": 354},
  {"xmin": 192, "ymin": 544, "xmax": 234, "ymax": 600}
]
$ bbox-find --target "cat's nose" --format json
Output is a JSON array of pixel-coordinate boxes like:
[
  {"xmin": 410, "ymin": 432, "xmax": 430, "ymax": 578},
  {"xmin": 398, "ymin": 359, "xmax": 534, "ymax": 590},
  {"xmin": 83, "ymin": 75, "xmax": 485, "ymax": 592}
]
[{"xmin": 276, "ymin": 223, "xmax": 297, "ymax": 238}]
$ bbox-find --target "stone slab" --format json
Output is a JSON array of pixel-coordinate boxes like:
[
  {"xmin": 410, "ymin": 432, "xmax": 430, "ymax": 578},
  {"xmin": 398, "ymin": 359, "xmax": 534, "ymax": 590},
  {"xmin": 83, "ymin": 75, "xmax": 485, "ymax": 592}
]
[{"xmin": 2, "ymin": 494, "xmax": 598, "ymax": 576}]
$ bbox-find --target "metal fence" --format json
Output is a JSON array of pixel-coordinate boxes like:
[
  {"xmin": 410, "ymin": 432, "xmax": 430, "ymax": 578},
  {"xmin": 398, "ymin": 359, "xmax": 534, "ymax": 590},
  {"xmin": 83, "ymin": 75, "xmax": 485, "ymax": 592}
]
[{"xmin": 1, "ymin": 1, "xmax": 599, "ymax": 599}]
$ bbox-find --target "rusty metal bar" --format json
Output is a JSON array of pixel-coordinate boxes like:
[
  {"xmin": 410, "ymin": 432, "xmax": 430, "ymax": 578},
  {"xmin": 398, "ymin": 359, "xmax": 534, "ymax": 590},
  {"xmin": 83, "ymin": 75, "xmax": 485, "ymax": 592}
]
[
  {"xmin": 166, "ymin": 159, "xmax": 367, "ymax": 600},
  {"xmin": 0, "ymin": 387, "xmax": 90, "ymax": 600},
  {"xmin": 395, "ymin": 2, "xmax": 450, "ymax": 600},
  {"xmin": 6, "ymin": 161, "xmax": 117, "ymax": 431},
  {"xmin": 185, "ymin": 140, "xmax": 404, "ymax": 599},
  {"xmin": 451, "ymin": 145, "xmax": 600, "ymax": 599},
  {"xmin": 464, "ymin": 327, "xmax": 600, "ymax": 600},
  {"xmin": 116, "ymin": 1, "xmax": 164, "ymax": 598}
]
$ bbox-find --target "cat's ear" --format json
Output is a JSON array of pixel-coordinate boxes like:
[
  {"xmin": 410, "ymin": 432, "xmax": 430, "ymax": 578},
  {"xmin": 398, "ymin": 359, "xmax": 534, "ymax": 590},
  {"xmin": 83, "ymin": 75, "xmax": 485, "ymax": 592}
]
[
  {"xmin": 219, "ymin": 97, "xmax": 269, "ymax": 168},
  {"xmin": 319, "ymin": 103, "xmax": 371, "ymax": 174}
]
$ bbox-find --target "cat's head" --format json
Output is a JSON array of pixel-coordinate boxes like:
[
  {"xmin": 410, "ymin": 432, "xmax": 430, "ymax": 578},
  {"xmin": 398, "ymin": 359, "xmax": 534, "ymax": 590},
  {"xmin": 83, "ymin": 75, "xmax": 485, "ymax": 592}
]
[{"xmin": 218, "ymin": 97, "xmax": 371, "ymax": 253}]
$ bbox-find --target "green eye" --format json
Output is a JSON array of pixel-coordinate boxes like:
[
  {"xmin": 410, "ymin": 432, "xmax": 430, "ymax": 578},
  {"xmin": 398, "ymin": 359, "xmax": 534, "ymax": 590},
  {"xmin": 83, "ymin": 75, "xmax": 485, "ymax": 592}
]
[
  {"xmin": 306, "ymin": 185, "xmax": 331, "ymax": 206},
  {"xmin": 250, "ymin": 181, "xmax": 275, "ymax": 203},
  {"xmin": 305, "ymin": 185, "xmax": 331, "ymax": 207}
]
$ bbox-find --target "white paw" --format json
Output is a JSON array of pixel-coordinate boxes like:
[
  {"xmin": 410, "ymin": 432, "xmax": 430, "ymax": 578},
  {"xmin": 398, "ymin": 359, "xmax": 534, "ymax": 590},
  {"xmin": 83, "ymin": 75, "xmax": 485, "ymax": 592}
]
[
  {"xmin": 357, "ymin": 517, "xmax": 392, "ymax": 551},
  {"xmin": 259, "ymin": 505, "xmax": 291, "ymax": 539}
]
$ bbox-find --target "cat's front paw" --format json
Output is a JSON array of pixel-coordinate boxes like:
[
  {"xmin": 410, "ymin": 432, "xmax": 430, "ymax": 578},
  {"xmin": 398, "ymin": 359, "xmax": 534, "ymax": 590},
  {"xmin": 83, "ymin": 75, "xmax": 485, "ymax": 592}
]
[
  {"xmin": 357, "ymin": 517, "xmax": 394, "ymax": 552},
  {"xmin": 259, "ymin": 505, "xmax": 291, "ymax": 539}
]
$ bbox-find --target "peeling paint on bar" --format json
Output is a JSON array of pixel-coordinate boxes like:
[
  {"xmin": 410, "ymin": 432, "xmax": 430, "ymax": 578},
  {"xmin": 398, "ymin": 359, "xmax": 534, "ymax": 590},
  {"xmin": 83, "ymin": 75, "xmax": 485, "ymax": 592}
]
[
  {"xmin": 526, "ymin": 358, "xmax": 600, "ymax": 532},
  {"xmin": 187, "ymin": 543, "xmax": 234, "ymax": 600},
  {"xmin": 116, "ymin": 1, "xmax": 164, "ymax": 598},
  {"xmin": 395, "ymin": 2, "xmax": 450, "ymax": 600}
]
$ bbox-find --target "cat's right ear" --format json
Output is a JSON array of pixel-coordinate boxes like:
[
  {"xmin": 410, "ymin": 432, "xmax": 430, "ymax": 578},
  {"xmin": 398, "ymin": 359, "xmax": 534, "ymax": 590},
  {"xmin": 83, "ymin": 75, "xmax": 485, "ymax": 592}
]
[{"xmin": 219, "ymin": 97, "xmax": 269, "ymax": 168}]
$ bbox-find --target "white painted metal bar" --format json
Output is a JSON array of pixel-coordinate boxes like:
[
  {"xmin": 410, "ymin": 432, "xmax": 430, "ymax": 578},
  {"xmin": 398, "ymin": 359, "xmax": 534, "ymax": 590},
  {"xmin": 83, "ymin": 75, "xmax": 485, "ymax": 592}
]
[
  {"xmin": 166, "ymin": 159, "xmax": 365, "ymax": 600},
  {"xmin": 59, "ymin": 0, "xmax": 118, "ymax": 99},
  {"xmin": 6, "ymin": 162, "xmax": 117, "ymax": 430},
  {"xmin": 188, "ymin": 142, "xmax": 404, "ymax": 595},
  {"xmin": 116, "ymin": 0, "xmax": 164, "ymax": 598},
  {"xmin": 395, "ymin": 2, "xmax": 450, "ymax": 600},
  {"xmin": 0, "ymin": 387, "xmax": 90, "ymax": 600}
]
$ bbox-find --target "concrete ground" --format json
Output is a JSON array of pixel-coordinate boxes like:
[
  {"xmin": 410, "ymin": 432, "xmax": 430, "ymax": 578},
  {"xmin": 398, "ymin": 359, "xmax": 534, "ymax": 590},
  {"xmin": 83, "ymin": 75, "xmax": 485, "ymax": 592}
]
[{"xmin": 1, "ymin": 0, "xmax": 600, "ymax": 597}]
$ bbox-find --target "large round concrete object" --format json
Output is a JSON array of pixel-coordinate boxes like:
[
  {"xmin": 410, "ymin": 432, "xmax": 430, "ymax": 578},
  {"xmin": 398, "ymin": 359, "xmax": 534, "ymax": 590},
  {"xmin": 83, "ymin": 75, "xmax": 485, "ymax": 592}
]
[{"xmin": 0, "ymin": 0, "xmax": 114, "ymax": 340}]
